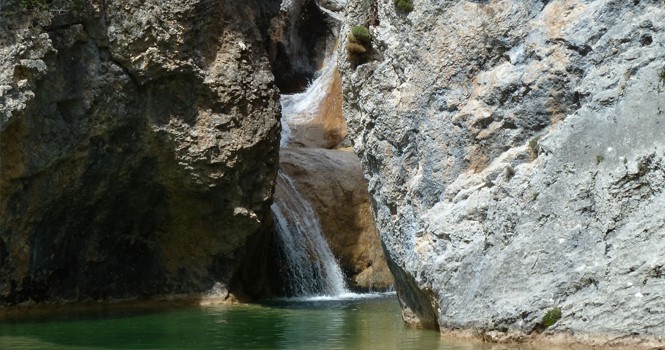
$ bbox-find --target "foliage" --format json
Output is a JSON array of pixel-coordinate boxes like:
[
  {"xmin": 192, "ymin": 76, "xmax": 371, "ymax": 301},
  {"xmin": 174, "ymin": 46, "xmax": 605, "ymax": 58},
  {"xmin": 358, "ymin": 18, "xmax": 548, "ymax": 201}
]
[
  {"xmin": 394, "ymin": 0, "xmax": 414, "ymax": 12},
  {"xmin": 351, "ymin": 25, "xmax": 372, "ymax": 45},
  {"xmin": 542, "ymin": 307, "xmax": 562, "ymax": 328},
  {"xmin": 346, "ymin": 25, "xmax": 372, "ymax": 65},
  {"xmin": 659, "ymin": 68, "xmax": 665, "ymax": 83}
]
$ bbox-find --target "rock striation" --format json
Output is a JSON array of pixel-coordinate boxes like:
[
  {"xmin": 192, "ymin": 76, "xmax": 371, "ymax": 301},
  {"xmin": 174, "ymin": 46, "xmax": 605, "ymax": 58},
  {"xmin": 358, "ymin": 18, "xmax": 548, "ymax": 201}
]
[
  {"xmin": 0, "ymin": 0, "xmax": 281, "ymax": 304},
  {"xmin": 340, "ymin": 0, "xmax": 665, "ymax": 346}
]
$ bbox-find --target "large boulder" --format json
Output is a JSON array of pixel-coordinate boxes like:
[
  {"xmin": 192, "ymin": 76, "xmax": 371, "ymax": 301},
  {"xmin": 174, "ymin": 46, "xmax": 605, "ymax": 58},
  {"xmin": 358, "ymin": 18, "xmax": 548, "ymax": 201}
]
[
  {"xmin": 280, "ymin": 147, "xmax": 393, "ymax": 291},
  {"xmin": 339, "ymin": 0, "xmax": 665, "ymax": 346},
  {"xmin": 0, "ymin": 0, "xmax": 281, "ymax": 304}
]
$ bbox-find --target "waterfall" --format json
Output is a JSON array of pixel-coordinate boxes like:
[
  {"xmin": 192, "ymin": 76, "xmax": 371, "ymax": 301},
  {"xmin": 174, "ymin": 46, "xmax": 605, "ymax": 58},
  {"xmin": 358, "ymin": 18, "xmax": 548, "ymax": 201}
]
[
  {"xmin": 272, "ymin": 172, "xmax": 348, "ymax": 296},
  {"xmin": 272, "ymin": 29, "xmax": 349, "ymax": 296},
  {"xmin": 279, "ymin": 53, "xmax": 339, "ymax": 147}
]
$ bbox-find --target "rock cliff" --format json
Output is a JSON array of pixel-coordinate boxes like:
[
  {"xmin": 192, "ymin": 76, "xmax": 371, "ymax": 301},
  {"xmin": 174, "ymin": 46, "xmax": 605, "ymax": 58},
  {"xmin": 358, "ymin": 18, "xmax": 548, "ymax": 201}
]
[
  {"xmin": 340, "ymin": 0, "xmax": 665, "ymax": 346},
  {"xmin": 0, "ymin": 0, "xmax": 281, "ymax": 304}
]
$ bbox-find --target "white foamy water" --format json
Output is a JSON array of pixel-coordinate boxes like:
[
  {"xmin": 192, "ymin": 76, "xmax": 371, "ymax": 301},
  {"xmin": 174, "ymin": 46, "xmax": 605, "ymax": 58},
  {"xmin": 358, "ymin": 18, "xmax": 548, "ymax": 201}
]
[
  {"xmin": 279, "ymin": 54, "xmax": 339, "ymax": 147},
  {"xmin": 272, "ymin": 172, "xmax": 349, "ymax": 297},
  {"xmin": 274, "ymin": 291, "xmax": 397, "ymax": 303}
]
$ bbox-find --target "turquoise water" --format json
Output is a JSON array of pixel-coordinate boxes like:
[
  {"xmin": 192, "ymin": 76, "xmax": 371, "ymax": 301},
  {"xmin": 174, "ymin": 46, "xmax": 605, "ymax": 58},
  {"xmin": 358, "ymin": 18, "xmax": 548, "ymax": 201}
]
[{"xmin": 0, "ymin": 294, "xmax": 526, "ymax": 350}]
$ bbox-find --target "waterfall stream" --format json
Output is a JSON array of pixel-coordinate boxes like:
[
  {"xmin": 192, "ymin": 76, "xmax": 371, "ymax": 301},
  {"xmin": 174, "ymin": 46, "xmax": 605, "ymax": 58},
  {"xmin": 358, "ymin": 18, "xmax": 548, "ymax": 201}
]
[
  {"xmin": 272, "ymin": 31, "xmax": 348, "ymax": 296},
  {"xmin": 272, "ymin": 172, "xmax": 348, "ymax": 296}
]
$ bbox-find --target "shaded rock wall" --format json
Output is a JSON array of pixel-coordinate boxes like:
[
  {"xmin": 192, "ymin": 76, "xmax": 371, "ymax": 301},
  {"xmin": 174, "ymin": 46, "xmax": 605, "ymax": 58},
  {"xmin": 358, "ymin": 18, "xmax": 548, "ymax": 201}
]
[
  {"xmin": 267, "ymin": 0, "xmax": 342, "ymax": 93},
  {"xmin": 340, "ymin": 0, "xmax": 665, "ymax": 346},
  {"xmin": 0, "ymin": 0, "xmax": 281, "ymax": 304}
]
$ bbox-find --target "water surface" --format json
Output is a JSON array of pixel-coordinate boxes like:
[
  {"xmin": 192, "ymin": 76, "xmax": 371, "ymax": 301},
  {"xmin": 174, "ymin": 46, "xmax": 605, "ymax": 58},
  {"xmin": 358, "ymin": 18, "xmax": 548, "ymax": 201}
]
[{"xmin": 0, "ymin": 294, "xmax": 529, "ymax": 350}]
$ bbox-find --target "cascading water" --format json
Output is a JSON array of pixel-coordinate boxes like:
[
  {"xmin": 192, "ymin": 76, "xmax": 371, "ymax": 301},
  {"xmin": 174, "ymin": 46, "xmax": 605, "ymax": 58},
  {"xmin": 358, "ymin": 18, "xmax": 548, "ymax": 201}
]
[
  {"xmin": 272, "ymin": 172, "xmax": 347, "ymax": 296},
  {"xmin": 272, "ymin": 16, "xmax": 349, "ymax": 296},
  {"xmin": 279, "ymin": 52, "xmax": 339, "ymax": 148}
]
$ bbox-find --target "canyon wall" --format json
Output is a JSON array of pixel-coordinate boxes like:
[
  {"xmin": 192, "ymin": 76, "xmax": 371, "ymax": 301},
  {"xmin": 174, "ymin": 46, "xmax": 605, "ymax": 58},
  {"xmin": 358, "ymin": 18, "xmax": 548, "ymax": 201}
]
[
  {"xmin": 0, "ymin": 0, "xmax": 281, "ymax": 304},
  {"xmin": 340, "ymin": 0, "xmax": 665, "ymax": 346}
]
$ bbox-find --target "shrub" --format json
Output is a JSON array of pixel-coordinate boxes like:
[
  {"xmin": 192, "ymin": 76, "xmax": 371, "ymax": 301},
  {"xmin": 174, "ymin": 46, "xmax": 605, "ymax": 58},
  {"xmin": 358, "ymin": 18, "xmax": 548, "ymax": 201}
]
[
  {"xmin": 346, "ymin": 26, "xmax": 372, "ymax": 65},
  {"xmin": 542, "ymin": 307, "xmax": 562, "ymax": 328},
  {"xmin": 346, "ymin": 42, "xmax": 367, "ymax": 55},
  {"xmin": 351, "ymin": 25, "xmax": 371, "ymax": 45},
  {"xmin": 394, "ymin": 0, "xmax": 414, "ymax": 12}
]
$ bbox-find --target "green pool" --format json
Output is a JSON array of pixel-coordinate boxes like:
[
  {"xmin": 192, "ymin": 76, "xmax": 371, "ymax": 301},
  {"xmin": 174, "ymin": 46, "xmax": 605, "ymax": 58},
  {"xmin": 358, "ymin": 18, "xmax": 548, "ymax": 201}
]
[{"xmin": 0, "ymin": 293, "xmax": 528, "ymax": 350}]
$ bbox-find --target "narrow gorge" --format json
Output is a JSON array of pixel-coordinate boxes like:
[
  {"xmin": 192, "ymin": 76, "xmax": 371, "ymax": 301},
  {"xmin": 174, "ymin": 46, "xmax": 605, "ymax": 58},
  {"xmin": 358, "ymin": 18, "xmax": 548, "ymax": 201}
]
[
  {"xmin": 2, "ymin": 0, "xmax": 665, "ymax": 348},
  {"xmin": 270, "ymin": 0, "xmax": 392, "ymax": 296}
]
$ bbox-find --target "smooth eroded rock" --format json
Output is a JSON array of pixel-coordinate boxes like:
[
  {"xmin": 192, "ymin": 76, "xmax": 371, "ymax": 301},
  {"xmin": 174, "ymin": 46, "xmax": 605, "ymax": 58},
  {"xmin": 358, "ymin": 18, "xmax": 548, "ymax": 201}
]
[{"xmin": 280, "ymin": 147, "xmax": 393, "ymax": 291}]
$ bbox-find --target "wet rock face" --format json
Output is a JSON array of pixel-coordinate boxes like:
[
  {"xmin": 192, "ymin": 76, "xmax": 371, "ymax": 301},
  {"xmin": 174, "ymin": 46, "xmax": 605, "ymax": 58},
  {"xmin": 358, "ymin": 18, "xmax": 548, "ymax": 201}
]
[
  {"xmin": 279, "ymin": 148, "xmax": 393, "ymax": 291},
  {"xmin": 0, "ymin": 0, "xmax": 280, "ymax": 304},
  {"xmin": 283, "ymin": 67, "xmax": 347, "ymax": 149},
  {"xmin": 340, "ymin": 0, "xmax": 665, "ymax": 344}
]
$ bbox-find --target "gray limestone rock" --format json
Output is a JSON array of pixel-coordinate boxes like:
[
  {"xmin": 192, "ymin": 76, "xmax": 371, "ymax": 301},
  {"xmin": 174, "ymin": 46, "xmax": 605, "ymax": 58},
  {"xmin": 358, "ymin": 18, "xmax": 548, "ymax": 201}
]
[{"xmin": 339, "ymin": 0, "xmax": 665, "ymax": 346}]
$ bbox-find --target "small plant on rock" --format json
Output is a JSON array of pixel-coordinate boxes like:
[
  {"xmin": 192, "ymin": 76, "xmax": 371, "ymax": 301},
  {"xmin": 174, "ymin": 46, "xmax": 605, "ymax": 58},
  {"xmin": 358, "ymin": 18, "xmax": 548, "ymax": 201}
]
[
  {"xmin": 394, "ymin": 0, "xmax": 414, "ymax": 12},
  {"xmin": 351, "ymin": 25, "xmax": 372, "ymax": 45},
  {"xmin": 347, "ymin": 25, "xmax": 372, "ymax": 65},
  {"xmin": 527, "ymin": 137, "xmax": 540, "ymax": 160},
  {"xmin": 596, "ymin": 154, "xmax": 605, "ymax": 165},
  {"xmin": 542, "ymin": 307, "xmax": 562, "ymax": 328}
]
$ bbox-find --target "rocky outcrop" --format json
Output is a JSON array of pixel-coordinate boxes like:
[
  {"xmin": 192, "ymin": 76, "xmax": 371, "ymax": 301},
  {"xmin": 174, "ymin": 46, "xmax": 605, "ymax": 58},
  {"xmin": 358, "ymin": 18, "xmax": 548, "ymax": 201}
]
[
  {"xmin": 280, "ymin": 148, "xmax": 393, "ymax": 291},
  {"xmin": 0, "ymin": 0, "xmax": 280, "ymax": 304},
  {"xmin": 340, "ymin": 0, "xmax": 665, "ymax": 346}
]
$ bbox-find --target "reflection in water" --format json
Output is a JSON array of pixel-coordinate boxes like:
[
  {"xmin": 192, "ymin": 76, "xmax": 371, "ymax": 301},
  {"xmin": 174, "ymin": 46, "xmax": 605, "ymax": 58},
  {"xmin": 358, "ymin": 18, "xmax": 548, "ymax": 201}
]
[{"xmin": 0, "ymin": 295, "xmax": 537, "ymax": 350}]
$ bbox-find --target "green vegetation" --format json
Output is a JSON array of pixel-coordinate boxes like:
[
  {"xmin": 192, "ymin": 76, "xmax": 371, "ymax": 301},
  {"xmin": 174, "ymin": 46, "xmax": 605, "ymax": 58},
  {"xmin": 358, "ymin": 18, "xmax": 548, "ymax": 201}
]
[
  {"xmin": 394, "ymin": 0, "xmax": 414, "ymax": 12},
  {"xmin": 527, "ymin": 137, "xmax": 540, "ymax": 159},
  {"xmin": 542, "ymin": 307, "xmax": 562, "ymax": 328},
  {"xmin": 659, "ymin": 68, "xmax": 665, "ymax": 83},
  {"xmin": 531, "ymin": 192, "xmax": 539, "ymax": 201},
  {"xmin": 351, "ymin": 26, "xmax": 372, "ymax": 45},
  {"xmin": 347, "ymin": 25, "xmax": 372, "ymax": 65}
]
